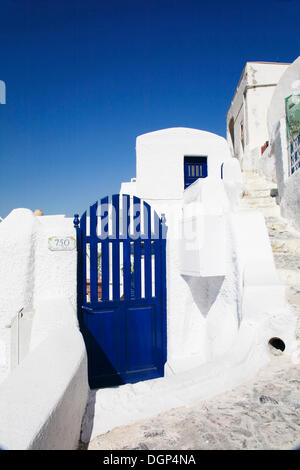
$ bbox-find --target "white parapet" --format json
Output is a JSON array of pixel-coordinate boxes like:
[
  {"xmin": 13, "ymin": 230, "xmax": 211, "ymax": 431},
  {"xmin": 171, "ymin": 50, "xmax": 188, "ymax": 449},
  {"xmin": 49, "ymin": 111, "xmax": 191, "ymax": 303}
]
[
  {"xmin": 0, "ymin": 298, "xmax": 89, "ymax": 450},
  {"xmin": 0, "ymin": 209, "xmax": 36, "ymax": 382}
]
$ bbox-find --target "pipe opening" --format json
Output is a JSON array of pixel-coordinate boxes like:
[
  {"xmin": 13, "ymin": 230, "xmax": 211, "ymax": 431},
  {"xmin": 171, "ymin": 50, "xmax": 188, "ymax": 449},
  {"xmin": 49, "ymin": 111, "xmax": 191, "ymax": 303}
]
[{"xmin": 268, "ymin": 337, "xmax": 285, "ymax": 352}]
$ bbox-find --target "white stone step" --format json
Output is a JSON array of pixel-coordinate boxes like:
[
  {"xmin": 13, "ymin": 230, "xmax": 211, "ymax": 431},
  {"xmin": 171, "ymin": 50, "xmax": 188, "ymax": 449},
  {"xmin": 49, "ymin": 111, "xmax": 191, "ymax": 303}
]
[
  {"xmin": 259, "ymin": 206, "xmax": 281, "ymax": 217},
  {"xmin": 277, "ymin": 268, "xmax": 300, "ymax": 287},
  {"xmin": 270, "ymin": 236, "xmax": 300, "ymax": 255},
  {"xmin": 266, "ymin": 219, "xmax": 290, "ymax": 232},
  {"xmin": 244, "ymin": 179, "xmax": 277, "ymax": 191},
  {"xmin": 244, "ymin": 189, "xmax": 273, "ymax": 198},
  {"xmin": 241, "ymin": 197, "xmax": 277, "ymax": 208},
  {"xmin": 239, "ymin": 205, "xmax": 281, "ymax": 218}
]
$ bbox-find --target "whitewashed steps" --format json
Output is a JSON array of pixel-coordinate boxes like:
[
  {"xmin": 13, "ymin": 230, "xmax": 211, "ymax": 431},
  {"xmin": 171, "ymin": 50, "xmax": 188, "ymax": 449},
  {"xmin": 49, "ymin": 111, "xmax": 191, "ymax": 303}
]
[{"xmin": 239, "ymin": 172, "xmax": 300, "ymax": 341}]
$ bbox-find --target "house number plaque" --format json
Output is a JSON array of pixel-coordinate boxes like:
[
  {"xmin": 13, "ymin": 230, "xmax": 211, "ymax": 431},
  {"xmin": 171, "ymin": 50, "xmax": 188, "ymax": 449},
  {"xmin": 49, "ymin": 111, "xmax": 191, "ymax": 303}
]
[{"xmin": 48, "ymin": 236, "xmax": 76, "ymax": 251}]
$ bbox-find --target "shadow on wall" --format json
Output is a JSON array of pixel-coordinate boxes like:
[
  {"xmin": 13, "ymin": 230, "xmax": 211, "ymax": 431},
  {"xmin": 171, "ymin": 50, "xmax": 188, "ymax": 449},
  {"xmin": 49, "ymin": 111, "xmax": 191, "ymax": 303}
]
[
  {"xmin": 182, "ymin": 275, "xmax": 225, "ymax": 318},
  {"xmin": 80, "ymin": 389, "xmax": 97, "ymax": 449}
]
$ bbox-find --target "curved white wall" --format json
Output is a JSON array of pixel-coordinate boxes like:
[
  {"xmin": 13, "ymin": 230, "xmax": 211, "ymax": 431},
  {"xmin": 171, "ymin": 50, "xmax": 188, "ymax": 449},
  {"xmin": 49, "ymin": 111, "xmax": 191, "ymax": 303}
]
[
  {"xmin": 267, "ymin": 56, "xmax": 300, "ymax": 136},
  {"xmin": 266, "ymin": 57, "xmax": 300, "ymax": 228},
  {"xmin": 136, "ymin": 128, "xmax": 231, "ymax": 200},
  {"xmin": 281, "ymin": 170, "xmax": 300, "ymax": 230},
  {"xmin": 0, "ymin": 313, "xmax": 88, "ymax": 450}
]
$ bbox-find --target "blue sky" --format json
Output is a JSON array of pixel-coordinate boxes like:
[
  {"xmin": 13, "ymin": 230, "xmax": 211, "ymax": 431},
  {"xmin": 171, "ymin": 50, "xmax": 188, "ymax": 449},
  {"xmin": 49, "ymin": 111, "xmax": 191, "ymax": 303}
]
[{"xmin": 0, "ymin": 0, "xmax": 299, "ymax": 218}]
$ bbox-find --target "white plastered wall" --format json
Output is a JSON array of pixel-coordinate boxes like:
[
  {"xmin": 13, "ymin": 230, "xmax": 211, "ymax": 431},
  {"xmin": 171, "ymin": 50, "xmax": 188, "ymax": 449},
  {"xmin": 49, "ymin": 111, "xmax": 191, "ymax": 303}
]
[
  {"xmin": 0, "ymin": 210, "xmax": 88, "ymax": 449},
  {"xmin": 0, "ymin": 211, "xmax": 77, "ymax": 383},
  {"xmin": 258, "ymin": 145, "xmax": 277, "ymax": 183},
  {"xmin": 33, "ymin": 215, "xmax": 76, "ymax": 308},
  {"xmin": 124, "ymin": 129, "xmax": 235, "ymax": 370},
  {"xmin": 0, "ymin": 209, "xmax": 36, "ymax": 382},
  {"xmin": 280, "ymin": 169, "xmax": 300, "ymax": 231},
  {"xmin": 245, "ymin": 85, "xmax": 279, "ymax": 170}
]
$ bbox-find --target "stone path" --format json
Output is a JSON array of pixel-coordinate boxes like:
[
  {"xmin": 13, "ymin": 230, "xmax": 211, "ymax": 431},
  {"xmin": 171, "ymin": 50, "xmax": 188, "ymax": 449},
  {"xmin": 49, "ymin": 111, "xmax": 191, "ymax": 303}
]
[
  {"xmin": 88, "ymin": 356, "xmax": 300, "ymax": 450},
  {"xmin": 87, "ymin": 172, "xmax": 300, "ymax": 450}
]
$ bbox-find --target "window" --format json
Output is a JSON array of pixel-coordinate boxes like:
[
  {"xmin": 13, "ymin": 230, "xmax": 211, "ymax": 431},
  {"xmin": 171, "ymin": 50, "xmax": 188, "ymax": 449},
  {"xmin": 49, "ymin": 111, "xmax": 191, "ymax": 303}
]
[
  {"xmin": 229, "ymin": 117, "xmax": 235, "ymax": 149},
  {"xmin": 240, "ymin": 122, "xmax": 244, "ymax": 150},
  {"xmin": 221, "ymin": 162, "xmax": 224, "ymax": 179},
  {"xmin": 184, "ymin": 156, "xmax": 208, "ymax": 189},
  {"xmin": 289, "ymin": 133, "xmax": 300, "ymax": 175}
]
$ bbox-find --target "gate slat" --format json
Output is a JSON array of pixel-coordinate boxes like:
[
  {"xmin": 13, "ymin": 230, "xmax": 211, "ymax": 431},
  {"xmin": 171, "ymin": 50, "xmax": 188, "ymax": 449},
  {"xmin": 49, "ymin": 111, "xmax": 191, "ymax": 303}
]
[
  {"xmin": 112, "ymin": 195, "xmax": 120, "ymax": 300},
  {"xmin": 143, "ymin": 201, "xmax": 152, "ymax": 298},
  {"xmin": 81, "ymin": 211, "xmax": 87, "ymax": 303},
  {"xmin": 122, "ymin": 195, "xmax": 131, "ymax": 300},
  {"xmin": 90, "ymin": 201, "xmax": 98, "ymax": 303},
  {"xmin": 100, "ymin": 196, "xmax": 109, "ymax": 301},
  {"xmin": 134, "ymin": 241, "xmax": 141, "ymax": 298},
  {"xmin": 154, "ymin": 212, "xmax": 162, "ymax": 298},
  {"xmin": 133, "ymin": 197, "xmax": 141, "ymax": 298}
]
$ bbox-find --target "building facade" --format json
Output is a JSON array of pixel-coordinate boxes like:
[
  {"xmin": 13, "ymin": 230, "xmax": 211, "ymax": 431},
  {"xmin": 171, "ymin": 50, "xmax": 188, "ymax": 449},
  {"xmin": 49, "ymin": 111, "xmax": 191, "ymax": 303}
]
[{"xmin": 226, "ymin": 62, "xmax": 290, "ymax": 171}]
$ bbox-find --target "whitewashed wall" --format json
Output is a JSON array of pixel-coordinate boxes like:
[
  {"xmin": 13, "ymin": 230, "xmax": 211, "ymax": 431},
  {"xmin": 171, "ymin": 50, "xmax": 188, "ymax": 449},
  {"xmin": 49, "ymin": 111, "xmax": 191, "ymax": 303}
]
[
  {"xmin": 281, "ymin": 170, "xmax": 300, "ymax": 230},
  {"xmin": 0, "ymin": 211, "xmax": 77, "ymax": 383},
  {"xmin": 33, "ymin": 215, "xmax": 77, "ymax": 309},
  {"xmin": 0, "ymin": 209, "xmax": 36, "ymax": 382},
  {"xmin": 271, "ymin": 118, "xmax": 290, "ymax": 198},
  {"xmin": 0, "ymin": 210, "xmax": 88, "ymax": 449},
  {"xmin": 265, "ymin": 57, "xmax": 300, "ymax": 228},
  {"xmin": 258, "ymin": 145, "xmax": 277, "ymax": 183},
  {"xmin": 0, "ymin": 299, "xmax": 88, "ymax": 450}
]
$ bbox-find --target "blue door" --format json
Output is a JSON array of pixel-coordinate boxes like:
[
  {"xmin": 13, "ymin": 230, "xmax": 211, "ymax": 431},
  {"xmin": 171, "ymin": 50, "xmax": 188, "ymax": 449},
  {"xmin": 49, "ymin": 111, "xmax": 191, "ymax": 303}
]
[
  {"xmin": 74, "ymin": 195, "xmax": 167, "ymax": 389},
  {"xmin": 184, "ymin": 156, "xmax": 208, "ymax": 189}
]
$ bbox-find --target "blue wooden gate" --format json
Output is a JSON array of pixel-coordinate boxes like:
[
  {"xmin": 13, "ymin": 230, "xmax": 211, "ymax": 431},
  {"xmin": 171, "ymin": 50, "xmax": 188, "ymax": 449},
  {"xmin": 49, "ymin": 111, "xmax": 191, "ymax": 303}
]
[{"xmin": 74, "ymin": 195, "xmax": 167, "ymax": 389}]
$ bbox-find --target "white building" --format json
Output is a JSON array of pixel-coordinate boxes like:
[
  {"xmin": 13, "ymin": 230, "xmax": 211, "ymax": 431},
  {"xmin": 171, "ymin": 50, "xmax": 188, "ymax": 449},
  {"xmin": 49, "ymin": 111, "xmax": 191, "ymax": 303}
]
[
  {"xmin": 120, "ymin": 127, "xmax": 294, "ymax": 375},
  {"xmin": 258, "ymin": 56, "xmax": 300, "ymax": 229},
  {"xmin": 226, "ymin": 62, "xmax": 290, "ymax": 171}
]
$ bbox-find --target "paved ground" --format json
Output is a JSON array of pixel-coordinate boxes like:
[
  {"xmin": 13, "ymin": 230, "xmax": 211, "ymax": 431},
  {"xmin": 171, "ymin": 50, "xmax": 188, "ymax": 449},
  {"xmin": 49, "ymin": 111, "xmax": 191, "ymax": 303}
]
[
  {"xmin": 87, "ymin": 172, "xmax": 300, "ymax": 450},
  {"xmin": 88, "ymin": 355, "xmax": 300, "ymax": 450}
]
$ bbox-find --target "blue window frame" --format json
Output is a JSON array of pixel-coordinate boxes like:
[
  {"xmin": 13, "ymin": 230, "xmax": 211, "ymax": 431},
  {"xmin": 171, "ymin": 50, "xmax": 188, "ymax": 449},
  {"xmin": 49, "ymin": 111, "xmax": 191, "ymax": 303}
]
[
  {"xmin": 184, "ymin": 156, "xmax": 208, "ymax": 189},
  {"xmin": 221, "ymin": 162, "xmax": 224, "ymax": 179}
]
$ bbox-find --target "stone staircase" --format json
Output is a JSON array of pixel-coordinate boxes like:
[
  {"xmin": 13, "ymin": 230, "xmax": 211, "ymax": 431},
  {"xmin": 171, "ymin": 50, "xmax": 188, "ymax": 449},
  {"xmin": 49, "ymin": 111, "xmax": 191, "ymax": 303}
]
[{"xmin": 240, "ymin": 172, "xmax": 300, "ymax": 340}]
